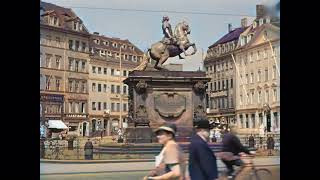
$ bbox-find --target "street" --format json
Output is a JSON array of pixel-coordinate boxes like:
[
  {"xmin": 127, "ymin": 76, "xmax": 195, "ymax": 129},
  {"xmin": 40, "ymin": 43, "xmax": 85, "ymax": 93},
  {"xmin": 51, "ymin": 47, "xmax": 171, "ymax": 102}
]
[
  {"xmin": 40, "ymin": 157, "xmax": 279, "ymax": 180},
  {"xmin": 40, "ymin": 166, "xmax": 279, "ymax": 180}
]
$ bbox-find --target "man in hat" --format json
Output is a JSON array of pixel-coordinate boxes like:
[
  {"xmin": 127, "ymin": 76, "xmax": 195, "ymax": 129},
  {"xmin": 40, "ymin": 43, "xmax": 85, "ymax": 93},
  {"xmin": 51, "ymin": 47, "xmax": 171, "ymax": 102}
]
[
  {"xmin": 188, "ymin": 118, "xmax": 218, "ymax": 180},
  {"xmin": 221, "ymin": 124, "xmax": 252, "ymax": 178}
]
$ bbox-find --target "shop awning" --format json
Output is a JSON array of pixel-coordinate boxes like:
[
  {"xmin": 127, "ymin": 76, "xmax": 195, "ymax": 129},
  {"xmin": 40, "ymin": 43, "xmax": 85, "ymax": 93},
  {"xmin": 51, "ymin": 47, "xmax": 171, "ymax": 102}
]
[{"xmin": 48, "ymin": 120, "xmax": 68, "ymax": 129}]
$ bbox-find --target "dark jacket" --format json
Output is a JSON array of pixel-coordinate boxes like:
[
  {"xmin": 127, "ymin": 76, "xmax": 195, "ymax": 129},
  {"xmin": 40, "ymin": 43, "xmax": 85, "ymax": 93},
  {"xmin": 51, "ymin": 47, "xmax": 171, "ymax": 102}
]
[
  {"xmin": 189, "ymin": 134, "xmax": 218, "ymax": 180},
  {"xmin": 222, "ymin": 133, "xmax": 250, "ymax": 155},
  {"xmin": 84, "ymin": 141, "xmax": 93, "ymax": 155}
]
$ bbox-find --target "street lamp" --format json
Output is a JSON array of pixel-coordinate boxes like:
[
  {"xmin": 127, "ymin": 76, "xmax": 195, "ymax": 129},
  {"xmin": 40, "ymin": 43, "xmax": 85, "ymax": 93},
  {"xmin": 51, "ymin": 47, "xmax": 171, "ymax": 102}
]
[{"xmin": 103, "ymin": 109, "xmax": 111, "ymax": 136}]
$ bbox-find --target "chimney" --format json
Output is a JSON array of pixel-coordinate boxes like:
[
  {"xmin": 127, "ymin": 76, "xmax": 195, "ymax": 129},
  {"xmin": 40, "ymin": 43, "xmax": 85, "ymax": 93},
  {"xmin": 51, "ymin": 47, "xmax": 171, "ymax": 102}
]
[
  {"xmin": 93, "ymin": 32, "xmax": 99, "ymax": 35},
  {"xmin": 241, "ymin": 18, "xmax": 248, "ymax": 28},
  {"xmin": 256, "ymin": 4, "xmax": 266, "ymax": 19},
  {"xmin": 228, "ymin": 23, "xmax": 232, "ymax": 33}
]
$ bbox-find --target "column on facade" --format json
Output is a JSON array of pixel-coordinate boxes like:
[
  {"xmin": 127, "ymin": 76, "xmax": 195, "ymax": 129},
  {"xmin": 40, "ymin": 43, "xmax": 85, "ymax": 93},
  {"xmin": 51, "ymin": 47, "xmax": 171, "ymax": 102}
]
[
  {"xmin": 248, "ymin": 112, "xmax": 252, "ymax": 130},
  {"xmin": 242, "ymin": 113, "xmax": 247, "ymax": 130},
  {"xmin": 236, "ymin": 113, "xmax": 241, "ymax": 128}
]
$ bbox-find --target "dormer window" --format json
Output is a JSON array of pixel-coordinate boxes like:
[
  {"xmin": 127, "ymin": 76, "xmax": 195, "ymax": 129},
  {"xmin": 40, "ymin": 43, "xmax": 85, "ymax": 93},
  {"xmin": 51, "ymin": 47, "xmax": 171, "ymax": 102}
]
[
  {"xmin": 94, "ymin": 39, "xmax": 100, "ymax": 44},
  {"xmin": 100, "ymin": 50, "xmax": 106, "ymax": 56},
  {"xmin": 113, "ymin": 42, "xmax": 117, "ymax": 48},
  {"xmin": 107, "ymin": 51, "xmax": 112, "ymax": 56},
  {"xmin": 53, "ymin": 16, "xmax": 58, "ymax": 26},
  {"xmin": 259, "ymin": 18, "xmax": 264, "ymax": 26},
  {"xmin": 103, "ymin": 41, "xmax": 109, "ymax": 46},
  {"xmin": 122, "ymin": 44, "xmax": 127, "ymax": 49}
]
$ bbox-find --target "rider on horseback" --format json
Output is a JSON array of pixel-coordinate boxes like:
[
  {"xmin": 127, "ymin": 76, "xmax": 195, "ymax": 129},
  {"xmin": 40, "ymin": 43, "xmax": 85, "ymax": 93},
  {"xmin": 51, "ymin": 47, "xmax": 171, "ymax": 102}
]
[{"xmin": 161, "ymin": 16, "xmax": 184, "ymax": 59}]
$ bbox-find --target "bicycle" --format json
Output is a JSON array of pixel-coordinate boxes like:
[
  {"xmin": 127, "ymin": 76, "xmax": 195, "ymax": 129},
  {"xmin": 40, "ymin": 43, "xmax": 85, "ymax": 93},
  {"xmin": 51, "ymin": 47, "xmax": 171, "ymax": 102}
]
[{"xmin": 219, "ymin": 152, "xmax": 272, "ymax": 180}]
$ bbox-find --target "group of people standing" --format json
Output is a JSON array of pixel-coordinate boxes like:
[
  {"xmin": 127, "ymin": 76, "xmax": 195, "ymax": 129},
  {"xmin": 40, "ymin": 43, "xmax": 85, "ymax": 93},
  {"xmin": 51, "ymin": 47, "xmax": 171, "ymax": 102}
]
[{"xmin": 143, "ymin": 118, "xmax": 252, "ymax": 180}]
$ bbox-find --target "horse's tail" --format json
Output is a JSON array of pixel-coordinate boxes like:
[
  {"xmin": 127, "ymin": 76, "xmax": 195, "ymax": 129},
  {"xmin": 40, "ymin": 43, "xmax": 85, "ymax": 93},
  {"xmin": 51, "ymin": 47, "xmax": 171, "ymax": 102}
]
[{"xmin": 133, "ymin": 49, "xmax": 151, "ymax": 71}]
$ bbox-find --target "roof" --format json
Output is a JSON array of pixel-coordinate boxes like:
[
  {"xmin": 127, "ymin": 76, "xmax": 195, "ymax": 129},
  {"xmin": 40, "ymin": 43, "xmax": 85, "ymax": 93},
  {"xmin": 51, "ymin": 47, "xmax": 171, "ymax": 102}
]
[
  {"xmin": 40, "ymin": 1, "xmax": 89, "ymax": 33},
  {"xmin": 209, "ymin": 27, "xmax": 247, "ymax": 48},
  {"xmin": 90, "ymin": 34, "xmax": 144, "ymax": 55}
]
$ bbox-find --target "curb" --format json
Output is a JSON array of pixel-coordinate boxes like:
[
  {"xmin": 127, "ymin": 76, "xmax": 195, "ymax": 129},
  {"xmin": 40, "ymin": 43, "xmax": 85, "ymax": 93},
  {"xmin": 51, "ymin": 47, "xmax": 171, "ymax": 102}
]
[
  {"xmin": 40, "ymin": 156, "xmax": 280, "ymax": 164},
  {"xmin": 40, "ymin": 164, "xmax": 280, "ymax": 176}
]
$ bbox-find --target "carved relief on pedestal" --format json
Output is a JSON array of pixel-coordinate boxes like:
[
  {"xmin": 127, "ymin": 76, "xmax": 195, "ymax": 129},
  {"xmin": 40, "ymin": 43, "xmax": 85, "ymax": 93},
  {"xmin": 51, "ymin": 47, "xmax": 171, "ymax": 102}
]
[
  {"xmin": 193, "ymin": 104, "xmax": 206, "ymax": 122},
  {"xmin": 193, "ymin": 81, "xmax": 206, "ymax": 95},
  {"xmin": 135, "ymin": 80, "xmax": 147, "ymax": 94},
  {"xmin": 154, "ymin": 92, "xmax": 186, "ymax": 119},
  {"xmin": 135, "ymin": 104, "xmax": 149, "ymax": 127}
]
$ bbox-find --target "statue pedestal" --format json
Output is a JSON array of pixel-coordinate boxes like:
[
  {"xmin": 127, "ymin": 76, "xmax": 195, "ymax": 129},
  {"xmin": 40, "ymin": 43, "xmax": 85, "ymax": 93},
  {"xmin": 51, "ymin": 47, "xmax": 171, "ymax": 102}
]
[{"xmin": 124, "ymin": 71, "xmax": 210, "ymax": 143}]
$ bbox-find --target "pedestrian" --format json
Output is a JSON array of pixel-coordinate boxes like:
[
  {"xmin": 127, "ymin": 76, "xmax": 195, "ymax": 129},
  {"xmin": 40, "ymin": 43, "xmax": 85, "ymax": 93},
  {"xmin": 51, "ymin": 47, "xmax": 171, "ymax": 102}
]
[
  {"xmin": 220, "ymin": 124, "xmax": 252, "ymax": 179},
  {"xmin": 248, "ymin": 134, "xmax": 255, "ymax": 148},
  {"xmin": 266, "ymin": 135, "xmax": 275, "ymax": 156},
  {"xmin": 84, "ymin": 138, "xmax": 93, "ymax": 160},
  {"xmin": 188, "ymin": 118, "xmax": 218, "ymax": 180},
  {"xmin": 143, "ymin": 124, "xmax": 187, "ymax": 180}
]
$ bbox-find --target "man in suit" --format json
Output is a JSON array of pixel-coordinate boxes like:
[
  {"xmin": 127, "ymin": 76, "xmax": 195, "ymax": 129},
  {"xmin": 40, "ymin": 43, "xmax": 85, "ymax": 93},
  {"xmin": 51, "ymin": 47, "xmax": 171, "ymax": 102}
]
[{"xmin": 188, "ymin": 118, "xmax": 218, "ymax": 180}]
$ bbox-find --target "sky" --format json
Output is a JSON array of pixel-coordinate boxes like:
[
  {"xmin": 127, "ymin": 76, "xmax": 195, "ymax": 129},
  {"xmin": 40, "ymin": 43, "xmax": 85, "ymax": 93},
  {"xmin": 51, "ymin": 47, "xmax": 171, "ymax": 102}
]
[{"xmin": 42, "ymin": 0, "xmax": 278, "ymax": 71}]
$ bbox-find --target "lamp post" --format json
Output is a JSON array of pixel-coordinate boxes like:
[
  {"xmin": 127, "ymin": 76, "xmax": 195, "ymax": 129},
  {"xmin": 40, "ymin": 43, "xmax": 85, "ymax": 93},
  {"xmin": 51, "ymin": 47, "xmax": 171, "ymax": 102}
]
[{"xmin": 103, "ymin": 109, "xmax": 111, "ymax": 136}]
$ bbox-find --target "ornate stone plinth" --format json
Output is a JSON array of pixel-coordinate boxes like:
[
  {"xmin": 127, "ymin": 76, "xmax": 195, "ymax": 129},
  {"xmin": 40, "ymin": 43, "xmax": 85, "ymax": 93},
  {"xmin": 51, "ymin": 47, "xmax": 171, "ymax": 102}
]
[{"xmin": 124, "ymin": 71, "xmax": 210, "ymax": 143}]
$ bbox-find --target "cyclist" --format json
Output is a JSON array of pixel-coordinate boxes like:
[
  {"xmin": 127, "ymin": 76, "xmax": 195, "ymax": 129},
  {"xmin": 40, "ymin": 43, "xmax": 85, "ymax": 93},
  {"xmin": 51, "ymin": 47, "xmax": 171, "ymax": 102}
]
[{"xmin": 220, "ymin": 124, "xmax": 252, "ymax": 179}]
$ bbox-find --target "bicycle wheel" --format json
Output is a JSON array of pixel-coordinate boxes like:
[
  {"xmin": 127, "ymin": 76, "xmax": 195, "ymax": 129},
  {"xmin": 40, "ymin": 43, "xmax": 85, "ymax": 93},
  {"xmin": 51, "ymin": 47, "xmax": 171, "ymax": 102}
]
[{"xmin": 250, "ymin": 168, "xmax": 272, "ymax": 180}]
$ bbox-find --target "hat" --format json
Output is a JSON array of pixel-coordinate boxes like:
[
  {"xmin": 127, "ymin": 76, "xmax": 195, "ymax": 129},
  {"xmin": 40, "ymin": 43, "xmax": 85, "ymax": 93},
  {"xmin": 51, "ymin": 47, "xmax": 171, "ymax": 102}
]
[
  {"xmin": 194, "ymin": 119, "xmax": 211, "ymax": 129},
  {"xmin": 155, "ymin": 124, "xmax": 176, "ymax": 135}
]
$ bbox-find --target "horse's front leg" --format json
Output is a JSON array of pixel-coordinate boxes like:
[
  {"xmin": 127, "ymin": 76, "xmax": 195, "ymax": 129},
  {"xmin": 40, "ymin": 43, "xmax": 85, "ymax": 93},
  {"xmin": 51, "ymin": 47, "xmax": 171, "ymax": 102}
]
[{"xmin": 179, "ymin": 44, "xmax": 190, "ymax": 56}]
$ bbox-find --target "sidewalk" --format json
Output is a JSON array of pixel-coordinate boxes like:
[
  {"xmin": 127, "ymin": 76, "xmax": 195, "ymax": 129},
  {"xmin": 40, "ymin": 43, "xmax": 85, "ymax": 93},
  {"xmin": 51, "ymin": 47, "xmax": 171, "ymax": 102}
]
[{"xmin": 40, "ymin": 156, "xmax": 280, "ymax": 175}]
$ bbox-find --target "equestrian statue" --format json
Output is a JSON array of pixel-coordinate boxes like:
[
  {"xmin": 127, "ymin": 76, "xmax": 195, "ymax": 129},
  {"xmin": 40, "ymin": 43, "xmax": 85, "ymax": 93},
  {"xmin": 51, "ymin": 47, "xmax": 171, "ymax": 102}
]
[{"xmin": 134, "ymin": 16, "xmax": 197, "ymax": 71}]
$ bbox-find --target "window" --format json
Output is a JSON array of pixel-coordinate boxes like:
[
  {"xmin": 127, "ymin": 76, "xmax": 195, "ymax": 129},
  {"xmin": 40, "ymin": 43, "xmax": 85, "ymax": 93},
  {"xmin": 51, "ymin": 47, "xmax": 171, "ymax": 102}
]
[
  {"xmin": 246, "ymin": 74, "xmax": 249, "ymax": 84},
  {"xmin": 274, "ymin": 112, "xmax": 279, "ymax": 128},
  {"xmin": 251, "ymin": 91, "xmax": 254, "ymax": 104},
  {"xmin": 55, "ymin": 37, "xmax": 60, "ymax": 46},
  {"xmin": 265, "ymin": 90, "xmax": 269, "ymax": 102},
  {"xmin": 75, "ymin": 41, "xmax": 80, "ymax": 51},
  {"xmin": 123, "ymin": 70, "xmax": 127, "ymax": 76},
  {"xmin": 218, "ymin": 81, "xmax": 221, "ymax": 90},
  {"xmin": 82, "ymin": 61, "xmax": 86, "ymax": 71},
  {"xmin": 250, "ymin": 72, "xmax": 254, "ymax": 83},
  {"xmin": 230, "ymin": 96, "xmax": 233, "ymax": 107},
  {"xmin": 214, "ymin": 82, "xmax": 216, "ymax": 91},
  {"xmin": 92, "ymin": 66, "xmax": 96, "ymax": 73},
  {"xmin": 104, "ymin": 68, "xmax": 107, "ymax": 74},
  {"xmin": 213, "ymin": 65, "xmax": 216, "ymax": 72},
  {"xmin": 257, "ymin": 50, "xmax": 260, "ymax": 60},
  {"xmin": 46, "ymin": 35, "xmax": 52, "ymax": 45},
  {"xmin": 273, "ymin": 89, "xmax": 277, "ymax": 101},
  {"xmin": 258, "ymin": 91, "xmax": 262, "ymax": 103},
  {"xmin": 111, "ymin": 85, "xmax": 115, "ymax": 93},
  {"xmin": 81, "ymin": 81, "xmax": 86, "ymax": 93},
  {"xmin": 68, "ymin": 80, "xmax": 73, "ymax": 92},
  {"xmin": 117, "ymin": 85, "xmax": 121, "ymax": 94},
  {"xmin": 98, "ymin": 102, "xmax": 101, "ymax": 111},
  {"xmin": 45, "ymin": 54, "xmax": 52, "ymax": 68},
  {"xmin": 55, "ymin": 55, "xmax": 61, "ymax": 69},
  {"xmin": 258, "ymin": 70, "xmax": 261, "ymax": 82},
  {"xmin": 75, "ymin": 81, "xmax": 79, "ymax": 92},
  {"xmin": 103, "ymin": 102, "xmax": 107, "ymax": 110},
  {"xmin": 92, "ymin": 83, "xmax": 96, "ymax": 91},
  {"xmin": 113, "ymin": 42, "xmax": 117, "ymax": 48},
  {"xmin": 55, "ymin": 78, "xmax": 60, "ymax": 91},
  {"xmin": 246, "ymin": 93, "xmax": 249, "ymax": 105},
  {"xmin": 264, "ymin": 48, "xmax": 267, "ymax": 58},
  {"xmin": 245, "ymin": 114, "xmax": 249, "ymax": 128},
  {"xmin": 116, "ymin": 103, "xmax": 120, "ymax": 112},
  {"xmin": 209, "ymin": 83, "xmax": 213, "ymax": 91},
  {"xmin": 103, "ymin": 84, "xmax": 107, "ymax": 92},
  {"xmin": 111, "ymin": 103, "xmax": 115, "ymax": 112},
  {"xmin": 265, "ymin": 69, "xmax": 268, "ymax": 81},
  {"xmin": 81, "ymin": 103, "xmax": 85, "ymax": 113},
  {"xmin": 250, "ymin": 52, "xmax": 253, "ymax": 62},
  {"xmin": 273, "ymin": 65, "xmax": 277, "ymax": 79},
  {"xmin": 123, "ymin": 103, "xmax": 127, "ymax": 112},
  {"xmin": 98, "ymin": 84, "xmax": 101, "ymax": 92},
  {"xmin": 226, "ymin": 61, "xmax": 228, "ymax": 70},
  {"xmin": 230, "ymin": 79, "xmax": 233, "ymax": 88},
  {"xmin": 92, "ymin": 102, "xmax": 96, "ymax": 110},
  {"xmin": 222, "ymin": 81, "xmax": 225, "ymax": 90},
  {"xmin": 69, "ymin": 40, "xmax": 73, "ymax": 50},
  {"xmin": 123, "ymin": 85, "xmax": 127, "ymax": 94},
  {"xmin": 98, "ymin": 67, "xmax": 102, "ymax": 74},
  {"xmin": 251, "ymin": 114, "xmax": 255, "ymax": 128},
  {"xmin": 81, "ymin": 42, "xmax": 86, "ymax": 52},
  {"xmin": 272, "ymin": 46, "xmax": 277, "ymax": 57},
  {"xmin": 111, "ymin": 69, "xmax": 115, "ymax": 76},
  {"xmin": 75, "ymin": 60, "xmax": 79, "ymax": 72},
  {"xmin": 103, "ymin": 41, "xmax": 109, "ymax": 46}
]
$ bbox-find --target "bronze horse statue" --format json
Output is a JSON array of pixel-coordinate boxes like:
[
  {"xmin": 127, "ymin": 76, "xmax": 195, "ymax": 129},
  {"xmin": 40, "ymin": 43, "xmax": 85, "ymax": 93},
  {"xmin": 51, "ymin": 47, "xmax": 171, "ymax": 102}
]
[{"xmin": 134, "ymin": 21, "xmax": 197, "ymax": 71}]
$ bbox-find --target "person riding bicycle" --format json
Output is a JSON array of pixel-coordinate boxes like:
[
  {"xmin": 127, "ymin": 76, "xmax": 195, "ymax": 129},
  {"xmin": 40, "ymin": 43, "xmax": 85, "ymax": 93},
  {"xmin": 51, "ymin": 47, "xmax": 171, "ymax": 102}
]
[{"xmin": 220, "ymin": 125, "xmax": 252, "ymax": 178}]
